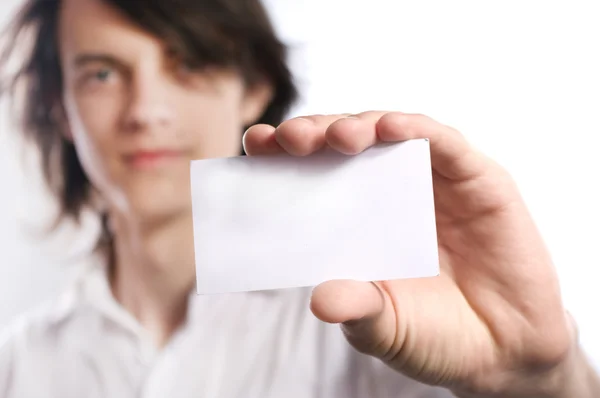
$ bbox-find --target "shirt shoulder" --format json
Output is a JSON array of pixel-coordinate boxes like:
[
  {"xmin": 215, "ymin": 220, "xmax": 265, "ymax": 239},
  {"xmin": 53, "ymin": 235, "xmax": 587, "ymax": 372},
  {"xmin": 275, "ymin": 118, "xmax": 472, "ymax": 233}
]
[
  {"xmin": 0, "ymin": 265, "xmax": 100, "ymax": 398},
  {"xmin": 0, "ymin": 297, "xmax": 70, "ymax": 397},
  {"xmin": 0, "ymin": 297, "xmax": 66, "ymax": 349}
]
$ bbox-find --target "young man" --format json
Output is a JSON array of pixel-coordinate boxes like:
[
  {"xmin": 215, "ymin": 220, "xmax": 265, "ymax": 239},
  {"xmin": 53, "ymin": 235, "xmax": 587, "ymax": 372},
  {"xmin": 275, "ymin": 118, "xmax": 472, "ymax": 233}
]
[{"xmin": 1, "ymin": 0, "xmax": 598, "ymax": 397}]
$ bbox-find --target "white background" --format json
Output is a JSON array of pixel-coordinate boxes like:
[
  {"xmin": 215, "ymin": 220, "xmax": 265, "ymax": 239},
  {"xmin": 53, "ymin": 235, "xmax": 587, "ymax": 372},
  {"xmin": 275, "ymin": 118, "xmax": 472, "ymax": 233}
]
[{"xmin": 1, "ymin": 0, "xmax": 599, "ymax": 368}]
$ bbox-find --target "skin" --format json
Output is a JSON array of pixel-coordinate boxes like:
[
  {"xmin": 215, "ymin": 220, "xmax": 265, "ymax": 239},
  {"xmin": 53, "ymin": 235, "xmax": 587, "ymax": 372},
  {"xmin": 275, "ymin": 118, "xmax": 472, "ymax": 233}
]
[
  {"xmin": 58, "ymin": 0, "xmax": 272, "ymax": 344},
  {"xmin": 244, "ymin": 114, "xmax": 600, "ymax": 397},
  {"xmin": 56, "ymin": 0, "xmax": 599, "ymax": 396}
]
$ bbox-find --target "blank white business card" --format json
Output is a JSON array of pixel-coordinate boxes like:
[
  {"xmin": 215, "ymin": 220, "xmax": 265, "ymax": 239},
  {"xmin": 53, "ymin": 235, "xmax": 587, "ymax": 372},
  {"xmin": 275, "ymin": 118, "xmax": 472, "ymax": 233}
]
[{"xmin": 190, "ymin": 139, "xmax": 439, "ymax": 295}]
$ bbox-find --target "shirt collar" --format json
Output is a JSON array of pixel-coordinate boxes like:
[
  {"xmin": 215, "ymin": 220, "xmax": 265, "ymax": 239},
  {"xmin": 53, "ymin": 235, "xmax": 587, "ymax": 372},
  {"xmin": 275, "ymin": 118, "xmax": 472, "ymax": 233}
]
[
  {"xmin": 47, "ymin": 255, "xmax": 137, "ymax": 333},
  {"xmin": 48, "ymin": 252, "xmax": 282, "ymax": 332},
  {"xmin": 48, "ymin": 254, "xmax": 200, "ymax": 333}
]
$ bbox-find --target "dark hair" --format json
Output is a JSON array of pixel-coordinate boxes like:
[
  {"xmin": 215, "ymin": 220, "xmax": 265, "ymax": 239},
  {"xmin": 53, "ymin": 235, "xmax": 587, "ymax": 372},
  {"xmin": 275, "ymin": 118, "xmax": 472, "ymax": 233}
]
[{"xmin": 0, "ymin": 0, "xmax": 298, "ymax": 244}]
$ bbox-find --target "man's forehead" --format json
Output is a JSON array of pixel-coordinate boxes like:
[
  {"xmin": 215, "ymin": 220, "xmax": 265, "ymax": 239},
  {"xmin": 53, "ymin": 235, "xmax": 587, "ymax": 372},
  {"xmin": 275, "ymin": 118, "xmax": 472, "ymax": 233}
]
[
  {"xmin": 58, "ymin": 0, "xmax": 161, "ymax": 58},
  {"xmin": 59, "ymin": 0, "xmax": 144, "ymax": 40},
  {"xmin": 61, "ymin": 0, "xmax": 116, "ymax": 22}
]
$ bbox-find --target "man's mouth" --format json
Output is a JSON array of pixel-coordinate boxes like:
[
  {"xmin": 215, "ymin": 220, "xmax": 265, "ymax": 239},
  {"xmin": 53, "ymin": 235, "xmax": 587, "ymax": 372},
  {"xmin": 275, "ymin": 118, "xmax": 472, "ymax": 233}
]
[{"xmin": 123, "ymin": 149, "xmax": 186, "ymax": 170}]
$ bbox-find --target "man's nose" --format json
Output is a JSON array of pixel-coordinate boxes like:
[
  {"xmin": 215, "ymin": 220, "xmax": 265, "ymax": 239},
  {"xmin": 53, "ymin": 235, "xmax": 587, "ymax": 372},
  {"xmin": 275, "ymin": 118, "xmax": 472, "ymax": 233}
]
[{"xmin": 122, "ymin": 73, "xmax": 175, "ymax": 133}]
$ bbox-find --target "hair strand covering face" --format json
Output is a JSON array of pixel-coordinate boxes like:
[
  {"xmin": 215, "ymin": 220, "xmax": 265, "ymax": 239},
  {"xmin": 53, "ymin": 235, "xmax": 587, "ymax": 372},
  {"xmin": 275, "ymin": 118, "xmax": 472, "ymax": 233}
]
[{"xmin": 0, "ymin": 0, "xmax": 298, "ymax": 252}]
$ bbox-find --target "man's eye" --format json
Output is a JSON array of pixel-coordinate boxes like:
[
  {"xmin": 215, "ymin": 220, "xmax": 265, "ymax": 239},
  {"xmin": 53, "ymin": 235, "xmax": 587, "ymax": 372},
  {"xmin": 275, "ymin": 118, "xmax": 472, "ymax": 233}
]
[
  {"xmin": 94, "ymin": 68, "xmax": 112, "ymax": 81},
  {"xmin": 75, "ymin": 66, "xmax": 120, "ymax": 92}
]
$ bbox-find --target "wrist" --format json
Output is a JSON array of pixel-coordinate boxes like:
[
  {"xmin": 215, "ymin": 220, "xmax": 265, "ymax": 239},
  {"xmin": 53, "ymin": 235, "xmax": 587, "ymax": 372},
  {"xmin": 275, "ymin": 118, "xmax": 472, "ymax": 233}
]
[
  {"xmin": 454, "ymin": 314, "xmax": 599, "ymax": 398},
  {"xmin": 453, "ymin": 347, "xmax": 597, "ymax": 398},
  {"xmin": 520, "ymin": 313, "xmax": 600, "ymax": 398},
  {"xmin": 549, "ymin": 344, "xmax": 599, "ymax": 398}
]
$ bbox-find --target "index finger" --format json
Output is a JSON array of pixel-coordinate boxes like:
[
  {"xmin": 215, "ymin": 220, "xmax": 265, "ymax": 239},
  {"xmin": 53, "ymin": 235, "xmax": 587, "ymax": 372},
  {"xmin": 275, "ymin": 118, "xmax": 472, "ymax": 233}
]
[{"xmin": 376, "ymin": 113, "xmax": 491, "ymax": 181}]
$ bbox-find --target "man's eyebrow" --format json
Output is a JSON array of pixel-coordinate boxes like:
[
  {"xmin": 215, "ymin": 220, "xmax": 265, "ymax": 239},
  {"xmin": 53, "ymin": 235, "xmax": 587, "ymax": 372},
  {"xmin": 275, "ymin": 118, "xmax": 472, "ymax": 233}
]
[{"xmin": 73, "ymin": 53, "xmax": 124, "ymax": 68}]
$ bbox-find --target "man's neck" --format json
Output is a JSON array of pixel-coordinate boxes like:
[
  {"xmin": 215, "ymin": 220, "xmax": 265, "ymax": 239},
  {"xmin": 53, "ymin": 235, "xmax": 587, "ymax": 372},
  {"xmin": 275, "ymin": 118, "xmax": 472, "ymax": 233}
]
[{"xmin": 109, "ymin": 211, "xmax": 196, "ymax": 348}]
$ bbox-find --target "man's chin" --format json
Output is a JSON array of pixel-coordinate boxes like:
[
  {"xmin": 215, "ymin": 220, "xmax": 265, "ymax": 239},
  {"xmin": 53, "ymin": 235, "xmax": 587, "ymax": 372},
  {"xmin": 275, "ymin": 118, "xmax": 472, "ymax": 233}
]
[{"xmin": 127, "ymin": 202, "xmax": 193, "ymax": 229}]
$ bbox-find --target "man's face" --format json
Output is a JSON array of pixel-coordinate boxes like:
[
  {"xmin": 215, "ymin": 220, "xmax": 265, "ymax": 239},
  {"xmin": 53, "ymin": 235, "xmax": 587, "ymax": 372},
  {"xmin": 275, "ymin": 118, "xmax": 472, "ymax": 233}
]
[{"xmin": 58, "ymin": 0, "xmax": 271, "ymax": 222}]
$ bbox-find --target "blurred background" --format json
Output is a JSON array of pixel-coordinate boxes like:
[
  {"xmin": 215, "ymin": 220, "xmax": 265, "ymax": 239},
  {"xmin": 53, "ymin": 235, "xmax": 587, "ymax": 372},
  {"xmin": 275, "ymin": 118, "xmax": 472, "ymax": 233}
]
[{"xmin": 1, "ymin": 0, "xmax": 599, "ymax": 368}]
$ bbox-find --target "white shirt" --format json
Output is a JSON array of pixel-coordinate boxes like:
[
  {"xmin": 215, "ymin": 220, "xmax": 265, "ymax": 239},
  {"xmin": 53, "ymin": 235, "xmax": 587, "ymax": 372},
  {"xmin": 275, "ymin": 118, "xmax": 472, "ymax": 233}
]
[{"xmin": 0, "ymin": 258, "xmax": 452, "ymax": 398}]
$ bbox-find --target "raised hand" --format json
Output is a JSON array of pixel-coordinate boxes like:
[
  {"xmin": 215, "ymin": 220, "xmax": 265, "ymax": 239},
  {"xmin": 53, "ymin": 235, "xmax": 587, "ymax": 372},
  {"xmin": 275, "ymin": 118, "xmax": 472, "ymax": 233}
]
[{"xmin": 243, "ymin": 111, "xmax": 584, "ymax": 397}]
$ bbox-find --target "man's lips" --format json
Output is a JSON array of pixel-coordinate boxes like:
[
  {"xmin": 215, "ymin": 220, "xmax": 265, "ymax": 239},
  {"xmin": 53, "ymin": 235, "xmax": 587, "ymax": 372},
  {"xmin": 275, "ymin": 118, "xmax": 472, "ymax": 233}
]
[{"xmin": 123, "ymin": 149, "xmax": 186, "ymax": 169}]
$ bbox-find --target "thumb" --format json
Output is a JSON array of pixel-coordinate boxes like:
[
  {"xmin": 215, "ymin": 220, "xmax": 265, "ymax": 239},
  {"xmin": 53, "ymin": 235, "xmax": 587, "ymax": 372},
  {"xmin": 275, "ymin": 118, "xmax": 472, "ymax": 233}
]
[{"xmin": 310, "ymin": 280, "xmax": 400, "ymax": 360}]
